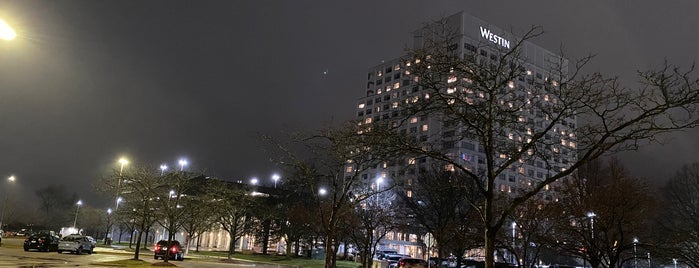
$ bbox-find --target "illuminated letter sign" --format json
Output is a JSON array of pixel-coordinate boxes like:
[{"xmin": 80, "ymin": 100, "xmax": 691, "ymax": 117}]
[{"xmin": 479, "ymin": 26, "xmax": 510, "ymax": 49}]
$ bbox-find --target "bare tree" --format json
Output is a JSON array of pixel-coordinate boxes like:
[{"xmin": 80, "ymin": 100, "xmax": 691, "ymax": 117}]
[
  {"xmin": 657, "ymin": 162, "xmax": 699, "ymax": 267},
  {"xmin": 395, "ymin": 168, "xmax": 482, "ymax": 267},
  {"xmin": 99, "ymin": 165, "xmax": 164, "ymax": 260},
  {"xmin": 363, "ymin": 16, "xmax": 699, "ymax": 268},
  {"xmin": 270, "ymin": 123, "xmax": 399, "ymax": 268},
  {"xmin": 550, "ymin": 159, "xmax": 656, "ymax": 268},
  {"xmin": 209, "ymin": 179, "xmax": 256, "ymax": 259}
]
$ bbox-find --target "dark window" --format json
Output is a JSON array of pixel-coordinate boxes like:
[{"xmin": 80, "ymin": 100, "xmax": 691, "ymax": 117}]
[
  {"xmin": 386, "ymin": 67, "xmax": 392, "ymax": 73},
  {"xmin": 462, "ymin": 142, "xmax": 475, "ymax": 150},
  {"xmin": 376, "ymin": 79, "xmax": 382, "ymax": 85},
  {"xmin": 357, "ymin": 111, "xmax": 364, "ymax": 116},
  {"xmin": 394, "ymin": 73, "xmax": 400, "ymax": 79},
  {"xmin": 367, "ymin": 81, "xmax": 374, "ymax": 88},
  {"xmin": 368, "ymin": 73, "xmax": 374, "ymax": 80},
  {"xmin": 384, "ymin": 77, "xmax": 391, "ymax": 82},
  {"xmin": 480, "ymin": 50, "xmax": 488, "ymax": 57},
  {"xmin": 465, "ymin": 43, "xmax": 476, "ymax": 52},
  {"xmin": 402, "ymin": 79, "xmax": 410, "ymax": 86},
  {"xmin": 366, "ymin": 99, "xmax": 373, "ymax": 105},
  {"xmin": 365, "ymin": 109, "xmax": 372, "ymax": 115},
  {"xmin": 375, "ymin": 97, "xmax": 381, "ymax": 103}
]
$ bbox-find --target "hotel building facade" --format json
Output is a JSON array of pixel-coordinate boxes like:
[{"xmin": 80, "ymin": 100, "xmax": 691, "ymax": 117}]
[{"xmin": 354, "ymin": 11, "xmax": 575, "ymax": 258}]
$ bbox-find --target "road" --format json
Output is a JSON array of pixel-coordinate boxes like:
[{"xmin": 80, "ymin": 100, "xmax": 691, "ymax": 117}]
[{"xmin": 0, "ymin": 237, "xmax": 289, "ymax": 268}]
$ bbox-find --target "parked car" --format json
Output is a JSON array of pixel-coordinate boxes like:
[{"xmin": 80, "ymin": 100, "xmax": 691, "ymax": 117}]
[
  {"xmin": 397, "ymin": 258, "xmax": 428, "ymax": 268},
  {"xmin": 85, "ymin": 236, "xmax": 97, "ymax": 248},
  {"xmin": 386, "ymin": 254, "xmax": 407, "ymax": 268},
  {"xmin": 23, "ymin": 234, "xmax": 59, "ymax": 252},
  {"xmin": 154, "ymin": 240, "xmax": 184, "ymax": 261},
  {"xmin": 58, "ymin": 234, "xmax": 94, "ymax": 254}
]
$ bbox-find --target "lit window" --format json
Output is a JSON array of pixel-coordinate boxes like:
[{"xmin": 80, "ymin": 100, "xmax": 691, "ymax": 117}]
[
  {"xmin": 544, "ymin": 95, "xmax": 550, "ymax": 101},
  {"xmin": 526, "ymin": 70, "xmax": 532, "ymax": 75},
  {"xmin": 365, "ymin": 118, "xmax": 372, "ymax": 124},
  {"xmin": 345, "ymin": 166, "xmax": 353, "ymax": 173},
  {"xmin": 414, "ymin": 76, "xmax": 419, "ymax": 82},
  {"xmin": 508, "ymin": 133, "xmax": 514, "ymax": 140},
  {"xmin": 518, "ymin": 167, "xmax": 525, "ymax": 174},
  {"xmin": 445, "ymin": 164, "xmax": 455, "ymax": 172},
  {"xmin": 561, "ymin": 139, "xmax": 567, "ymax": 145},
  {"xmin": 394, "ymin": 64, "xmax": 401, "ymax": 71},
  {"xmin": 377, "ymin": 88, "xmax": 382, "ymax": 94},
  {"xmin": 405, "ymin": 70, "xmax": 410, "ymax": 75},
  {"xmin": 508, "ymin": 81, "xmax": 515, "ymax": 88},
  {"xmin": 408, "ymin": 158, "xmax": 416, "ymax": 165},
  {"xmin": 410, "ymin": 117, "xmax": 418, "ymax": 123},
  {"xmin": 569, "ymin": 142, "xmax": 576, "ymax": 148},
  {"xmin": 499, "ymin": 153, "xmax": 507, "ymax": 159},
  {"xmin": 447, "ymin": 87, "xmax": 456, "ymax": 94},
  {"xmin": 393, "ymin": 82, "xmax": 400, "ymax": 89},
  {"xmin": 382, "ymin": 162, "xmax": 387, "ymax": 168},
  {"xmin": 421, "ymin": 124, "xmax": 429, "ymax": 132},
  {"xmin": 392, "ymin": 102, "xmax": 398, "ymax": 108},
  {"xmin": 378, "ymin": 71, "xmax": 382, "ymax": 77},
  {"xmin": 358, "ymin": 103, "xmax": 365, "ymax": 109},
  {"xmin": 415, "ymin": 58, "xmax": 421, "ymax": 64},
  {"xmin": 424, "ymin": 93, "xmax": 430, "ymax": 99},
  {"xmin": 448, "ymin": 76, "xmax": 457, "ymax": 83},
  {"xmin": 406, "ymin": 190, "xmax": 412, "ymax": 197}
]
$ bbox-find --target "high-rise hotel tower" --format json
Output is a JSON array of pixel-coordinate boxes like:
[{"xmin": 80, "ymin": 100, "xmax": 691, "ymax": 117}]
[{"xmin": 354, "ymin": 11, "xmax": 575, "ymax": 256}]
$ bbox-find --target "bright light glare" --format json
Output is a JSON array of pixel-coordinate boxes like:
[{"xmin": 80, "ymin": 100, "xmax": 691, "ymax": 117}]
[
  {"xmin": 8, "ymin": 175, "xmax": 15, "ymax": 182},
  {"xmin": 0, "ymin": 19, "xmax": 16, "ymax": 41},
  {"xmin": 76, "ymin": 200, "xmax": 83, "ymax": 206}
]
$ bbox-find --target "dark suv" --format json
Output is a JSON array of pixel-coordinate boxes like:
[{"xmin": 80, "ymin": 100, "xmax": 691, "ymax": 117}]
[
  {"xmin": 23, "ymin": 234, "xmax": 59, "ymax": 252},
  {"xmin": 154, "ymin": 240, "xmax": 184, "ymax": 261}
]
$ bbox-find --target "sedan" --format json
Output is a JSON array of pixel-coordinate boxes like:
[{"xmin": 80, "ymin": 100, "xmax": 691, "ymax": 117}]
[{"xmin": 58, "ymin": 234, "xmax": 94, "ymax": 254}]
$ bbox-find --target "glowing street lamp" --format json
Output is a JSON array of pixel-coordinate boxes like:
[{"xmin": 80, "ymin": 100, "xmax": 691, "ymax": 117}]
[
  {"xmin": 160, "ymin": 164, "xmax": 168, "ymax": 175},
  {"xmin": 319, "ymin": 188, "xmax": 327, "ymax": 196},
  {"xmin": 178, "ymin": 159, "xmax": 188, "ymax": 171},
  {"xmin": 116, "ymin": 157, "xmax": 129, "ymax": 209},
  {"xmin": 272, "ymin": 174, "xmax": 280, "ymax": 188},
  {"xmin": 0, "ymin": 19, "xmax": 16, "ymax": 41},
  {"xmin": 632, "ymin": 237, "xmax": 639, "ymax": 268},
  {"xmin": 118, "ymin": 158, "xmax": 129, "ymax": 176},
  {"xmin": 250, "ymin": 177, "xmax": 258, "ymax": 185},
  {"xmin": 73, "ymin": 200, "xmax": 83, "ymax": 229},
  {"xmin": 104, "ymin": 208, "xmax": 112, "ymax": 244},
  {"xmin": 586, "ymin": 211, "xmax": 596, "ymax": 239},
  {"xmin": 0, "ymin": 175, "xmax": 17, "ymax": 231}
]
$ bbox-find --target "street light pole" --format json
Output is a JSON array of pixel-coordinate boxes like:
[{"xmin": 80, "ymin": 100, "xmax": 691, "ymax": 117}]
[
  {"xmin": 104, "ymin": 208, "xmax": 112, "ymax": 245},
  {"xmin": 0, "ymin": 176, "xmax": 16, "ymax": 233},
  {"xmin": 160, "ymin": 164, "xmax": 168, "ymax": 176},
  {"xmin": 178, "ymin": 159, "xmax": 188, "ymax": 171},
  {"xmin": 73, "ymin": 200, "xmax": 83, "ymax": 229},
  {"xmin": 633, "ymin": 238, "xmax": 638, "ymax": 268},
  {"xmin": 512, "ymin": 221, "xmax": 516, "ymax": 265},
  {"xmin": 272, "ymin": 174, "xmax": 280, "ymax": 188}
]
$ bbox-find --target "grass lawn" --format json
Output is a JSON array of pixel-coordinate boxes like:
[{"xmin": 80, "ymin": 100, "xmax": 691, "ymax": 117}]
[{"xmin": 192, "ymin": 251, "xmax": 362, "ymax": 268}]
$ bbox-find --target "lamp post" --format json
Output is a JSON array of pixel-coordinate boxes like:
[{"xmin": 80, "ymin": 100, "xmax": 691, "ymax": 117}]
[
  {"xmin": 250, "ymin": 177, "xmax": 258, "ymax": 185},
  {"xmin": 0, "ymin": 176, "xmax": 16, "ymax": 233},
  {"xmin": 116, "ymin": 158, "xmax": 128, "ymax": 210},
  {"xmin": 104, "ymin": 208, "xmax": 112, "ymax": 244},
  {"xmin": 0, "ymin": 19, "xmax": 16, "ymax": 41},
  {"xmin": 512, "ymin": 221, "xmax": 517, "ymax": 265},
  {"xmin": 376, "ymin": 176, "xmax": 384, "ymax": 206},
  {"xmin": 586, "ymin": 212, "xmax": 596, "ymax": 239},
  {"xmin": 160, "ymin": 164, "xmax": 168, "ymax": 175},
  {"xmin": 272, "ymin": 174, "xmax": 280, "ymax": 188},
  {"xmin": 178, "ymin": 159, "xmax": 188, "ymax": 171},
  {"xmin": 73, "ymin": 200, "xmax": 83, "ymax": 229},
  {"xmin": 319, "ymin": 188, "xmax": 327, "ymax": 196},
  {"xmin": 633, "ymin": 237, "xmax": 638, "ymax": 268}
]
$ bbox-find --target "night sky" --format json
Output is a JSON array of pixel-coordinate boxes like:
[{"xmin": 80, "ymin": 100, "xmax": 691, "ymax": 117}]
[{"xmin": 0, "ymin": 1, "xmax": 697, "ymax": 206}]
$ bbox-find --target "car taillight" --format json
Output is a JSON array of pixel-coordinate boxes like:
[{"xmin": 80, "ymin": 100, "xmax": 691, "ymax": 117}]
[
  {"xmin": 171, "ymin": 246, "xmax": 178, "ymax": 252},
  {"xmin": 38, "ymin": 239, "xmax": 45, "ymax": 243},
  {"xmin": 398, "ymin": 260, "xmax": 406, "ymax": 267},
  {"xmin": 154, "ymin": 245, "xmax": 160, "ymax": 251}
]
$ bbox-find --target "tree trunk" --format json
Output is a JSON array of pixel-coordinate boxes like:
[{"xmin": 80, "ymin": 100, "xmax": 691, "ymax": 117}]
[
  {"xmin": 485, "ymin": 226, "xmax": 496, "ymax": 268},
  {"xmin": 262, "ymin": 219, "xmax": 270, "ymax": 254},
  {"xmin": 227, "ymin": 233, "xmax": 236, "ymax": 260}
]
